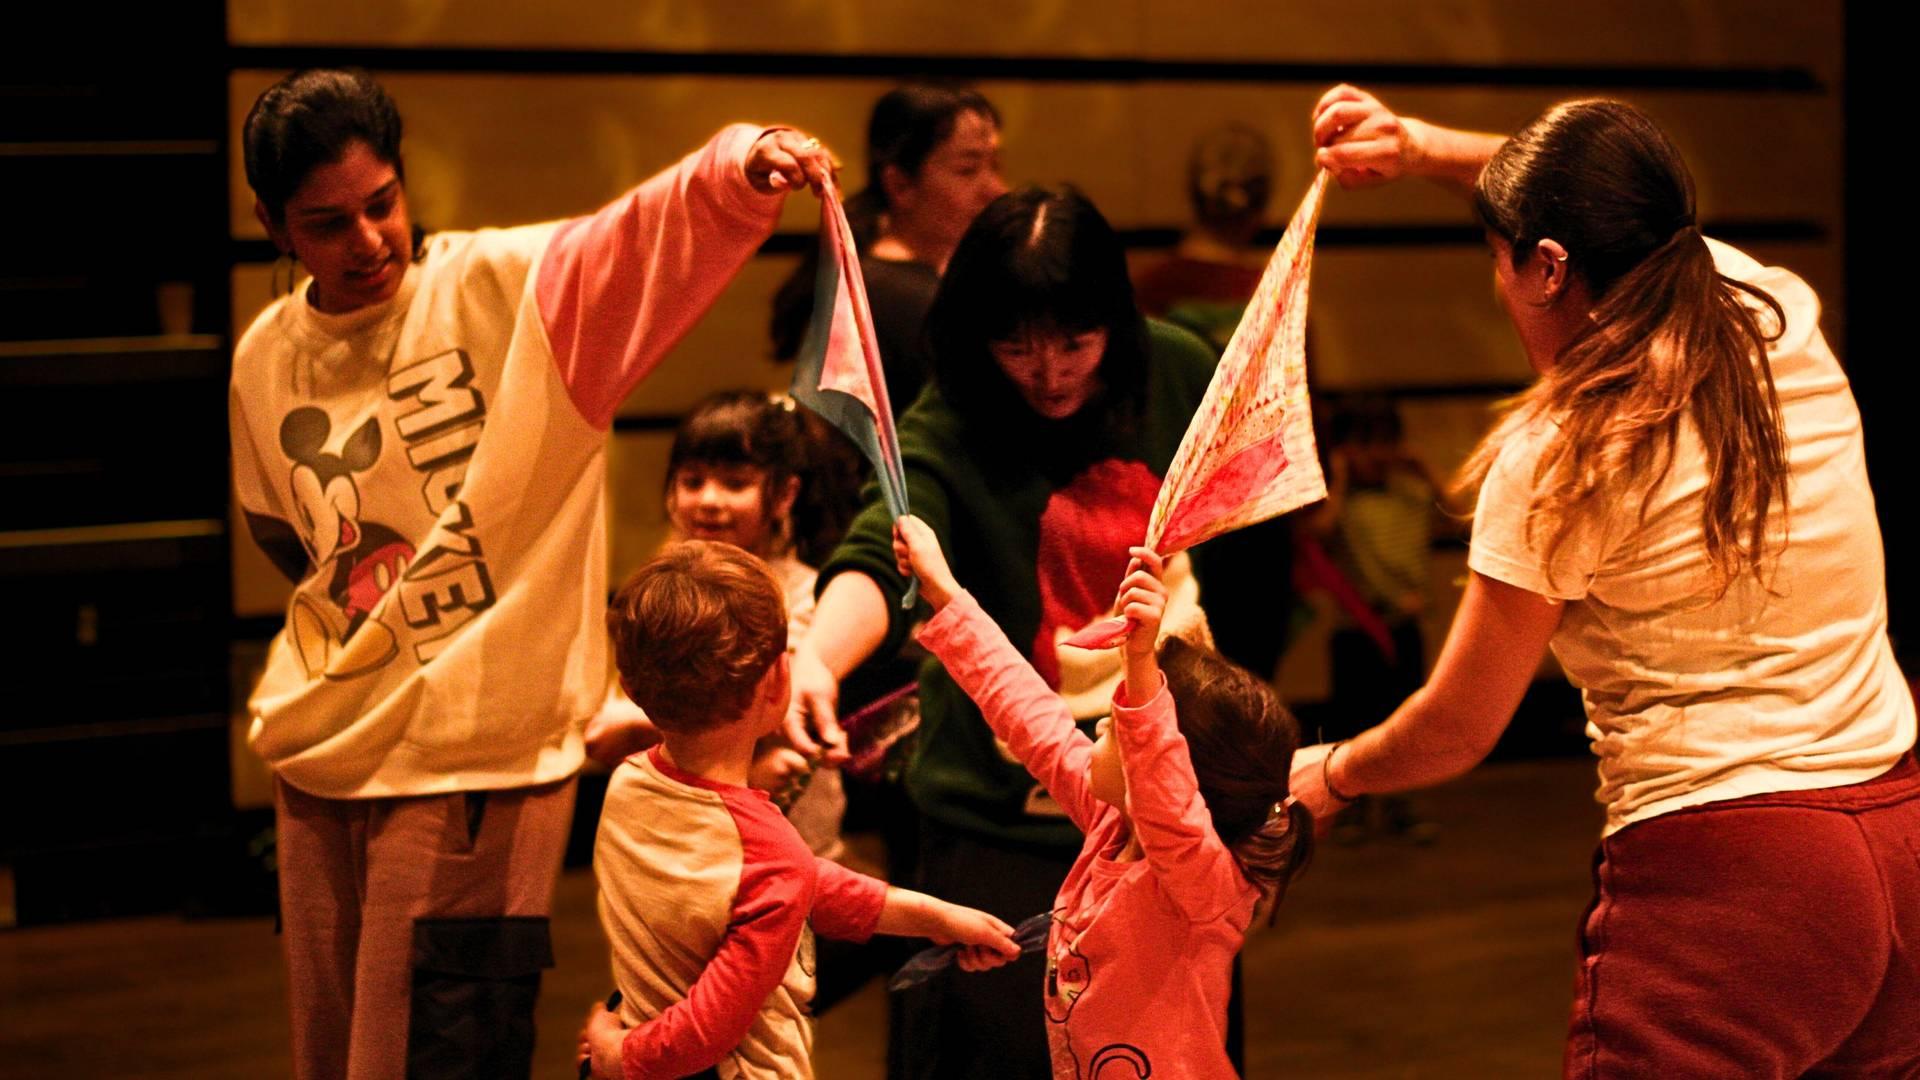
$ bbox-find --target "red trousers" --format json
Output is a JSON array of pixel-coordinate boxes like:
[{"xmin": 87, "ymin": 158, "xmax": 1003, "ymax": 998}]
[{"xmin": 1566, "ymin": 751, "xmax": 1920, "ymax": 1078}]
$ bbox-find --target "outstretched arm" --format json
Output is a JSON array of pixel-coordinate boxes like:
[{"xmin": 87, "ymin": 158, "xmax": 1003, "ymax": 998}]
[
  {"xmin": 783, "ymin": 570, "xmax": 887, "ymax": 764},
  {"xmin": 1291, "ymin": 571, "xmax": 1562, "ymax": 817},
  {"xmin": 871, "ymin": 884, "xmax": 1020, "ymax": 973},
  {"xmin": 898, "ymin": 515, "xmax": 1105, "ymax": 832},
  {"xmin": 1311, "ymin": 85, "xmax": 1506, "ymax": 199},
  {"xmin": 537, "ymin": 125, "xmax": 839, "ymax": 428},
  {"xmin": 787, "ymin": 463, "xmax": 955, "ymax": 762}
]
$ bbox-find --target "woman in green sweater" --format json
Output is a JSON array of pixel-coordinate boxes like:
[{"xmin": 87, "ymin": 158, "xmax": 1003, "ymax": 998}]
[{"xmin": 788, "ymin": 186, "xmax": 1219, "ymax": 1079}]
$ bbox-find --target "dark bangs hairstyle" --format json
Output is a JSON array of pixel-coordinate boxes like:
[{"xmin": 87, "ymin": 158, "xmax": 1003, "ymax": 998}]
[
  {"xmin": 1461, "ymin": 99, "xmax": 1788, "ymax": 595},
  {"xmin": 668, "ymin": 390, "xmax": 844, "ymax": 567},
  {"xmin": 1159, "ymin": 636, "xmax": 1313, "ymax": 912},
  {"xmin": 243, "ymin": 68, "xmax": 425, "ymax": 258},
  {"xmin": 925, "ymin": 186, "xmax": 1149, "ymax": 435}
]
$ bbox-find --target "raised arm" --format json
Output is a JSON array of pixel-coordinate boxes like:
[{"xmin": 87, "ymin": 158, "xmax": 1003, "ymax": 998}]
[
  {"xmin": 537, "ymin": 125, "xmax": 836, "ymax": 428},
  {"xmin": 896, "ymin": 515, "xmax": 1104, "ymax": 831},
  {"xmin": 918, "ymin": 592, "xmax": 1103, "ymax": 832},
  {"xmin": 1311, "ymin": 85, "xmax": 1507, "ymax": 199},
  {"xmin": 1112, "ymin": 551, "xmax": 1249, "ymax": 920},
  {"xmin": 1109, "ymin": 675, "xmax": 1249, "ymax": 921}
]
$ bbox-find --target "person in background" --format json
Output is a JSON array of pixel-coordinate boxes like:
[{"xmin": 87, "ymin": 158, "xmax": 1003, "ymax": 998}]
[
  {"xmin": 771, "ymin": 81, "xmax": 1009, "ymax": 414},
  {"xmin": 1134, "ymin": 124, "xmax": 1300, "ymax": 694},
  {"xmin": 769, "ymin": 84, "xmax": 1014, "ymax": 1016},
  {"xmin": 583, "ymin": 390, "xmax": 851, "ymax": 855},
  {"xmin": 770, "ymin": 83, "xmax": 1009, "ymax": 572},
  {"xmin": 1134, "ymin": 123, "xmax": 1274, "ymax": 353},
  {"xmin": 1307, "ymin": 395, "xmax": 1460, "ymax": 844}
]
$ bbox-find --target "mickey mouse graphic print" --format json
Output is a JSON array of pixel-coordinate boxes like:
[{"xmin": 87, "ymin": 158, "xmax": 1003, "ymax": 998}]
[{"xmin": 230, "ymin": 124, "xmax": 786, "ymax": 800}]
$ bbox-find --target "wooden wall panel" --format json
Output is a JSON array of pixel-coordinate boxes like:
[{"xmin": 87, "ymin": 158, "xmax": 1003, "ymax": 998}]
[
  {"xmin": 230, "ymin": 262, "xmax": 280, "ymax": 343},
  {"xmin": 1143, "ymin": 0, "xmax": 1838, "ymax": 74},
  {"xmin": 224, "ymin": 1, "xmax": 1845, "ymax": 652},
  {"xmin": 228, "ymin": 0, "xmax": 1143, "ymax": 57},
  {"xmin": 230, "ymin": 76, "xmax": 1841, "ymax": 237},
  {"xmin": 1311, "ymin": 247, "xmax": 1530, "ymax": 389},
  {"xmin": 1400, "ymin": 397, "xmax": 1509, "ymax": 485},
  {"xmin": 606, "ymin": 431, "xmax": 676, "ymax": 584},
  {"xmin": 1131, "ymin": 85, "xmax": 1841, "ymax": 229},
  {"xmin": 228, "ymin": 0, "xmax": 1838, "ymax": 77},
  {"xmin": 612, "ymin": 256, "xmax": 801, "ymax": 415},
  {"xmin": 229, "ymin": 72, "xmax": 883, "ymax": 238}
]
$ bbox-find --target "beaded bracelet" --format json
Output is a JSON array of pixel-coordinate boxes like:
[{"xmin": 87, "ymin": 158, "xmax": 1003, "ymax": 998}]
[{"xmin": 1323, "ymin": 740, "xmax": 1359, "ymax": 804}]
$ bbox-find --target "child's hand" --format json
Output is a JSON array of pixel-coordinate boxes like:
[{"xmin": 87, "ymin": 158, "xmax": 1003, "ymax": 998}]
[
  {"xmin": 928, "ymin": 900, "xmax": 1021, "ymax": 973},
  {"xmin": 583, "ymin": 706, "xmax": 662, "ymax": 769},
  {"xmin": 893, "ymin": 515, "xmax": 961, "ymax": 611},
  {"xmin": 748, "ymin": 738, "xmax": 813, "ymax": 808},
  {"xmin": 1116, "ymin": 547, "xmax": 1168, "ymax": 662},
  {"xmin": 577, "ymin": 1002, "xmax": 626, "ymax": 1080}
]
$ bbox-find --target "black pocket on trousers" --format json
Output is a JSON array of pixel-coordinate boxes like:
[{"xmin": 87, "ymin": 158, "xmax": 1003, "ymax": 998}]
[{"xmin": 409, "ymin": 916, "xmax": 554, "ymax": 1080}]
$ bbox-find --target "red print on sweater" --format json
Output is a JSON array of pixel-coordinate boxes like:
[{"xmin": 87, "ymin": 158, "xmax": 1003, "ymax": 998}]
[{"xmin": 1031, "ymin": 459, "xmax": 1161, "ymax": 687}]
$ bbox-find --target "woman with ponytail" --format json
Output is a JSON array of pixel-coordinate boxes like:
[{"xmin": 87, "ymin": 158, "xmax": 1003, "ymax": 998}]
[{"xmin": 1293, "ymin": 87, "xmax": 1917, "ymax": 1077}]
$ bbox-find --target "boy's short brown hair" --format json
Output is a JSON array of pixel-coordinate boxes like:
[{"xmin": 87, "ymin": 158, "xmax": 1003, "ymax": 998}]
[{"xmin": 606, "ymin": 541, "xmax": 788, "ymax": 734}]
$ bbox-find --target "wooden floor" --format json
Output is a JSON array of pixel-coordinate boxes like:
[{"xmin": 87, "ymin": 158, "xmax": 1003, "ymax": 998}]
[{"xmin": 0, "ymin": 759, "xmax": 1603, "ymax": 1079}]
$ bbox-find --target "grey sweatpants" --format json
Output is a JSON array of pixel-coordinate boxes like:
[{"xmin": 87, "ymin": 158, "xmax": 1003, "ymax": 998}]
[{"xmin": 274, "ymin": 774, "xmax": 577, "ymax": 1080}]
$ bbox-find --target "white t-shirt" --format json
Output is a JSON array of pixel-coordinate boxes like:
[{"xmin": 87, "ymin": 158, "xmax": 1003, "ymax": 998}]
[{"xmin": 1469, "ymin": 239, "xmax": 1914, "ymax": 835}]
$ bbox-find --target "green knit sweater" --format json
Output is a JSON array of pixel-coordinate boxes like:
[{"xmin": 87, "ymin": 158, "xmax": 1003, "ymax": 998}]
[{"xmin": 820, "ymin": 319, "xmax": 1217, "ymax": 850}]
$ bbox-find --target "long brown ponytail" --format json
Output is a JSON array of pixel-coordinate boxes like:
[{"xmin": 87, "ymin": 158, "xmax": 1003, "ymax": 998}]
[
  {"xmin": 1459, "ymin": 100, "xmax": 1788, "ymax": 594},
  {"xmin": 1157, "ymin": 637, "xmax": 1314, "ymax": 914}
]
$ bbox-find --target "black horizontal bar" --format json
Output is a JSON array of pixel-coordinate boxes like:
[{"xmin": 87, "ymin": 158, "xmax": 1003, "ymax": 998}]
[
  {"xmin": 231, "ymin": 218, "xmax": 1825, "ymax": 268},
  {"xmin": 611, "ymin": 414, "xmax": 687, "ymax": 434},
  {"xmin": 0, "ymin": 336, "xmax": 226, "ymax": 386},
  {"xmin": 0, "ymin": 530, "xmax": 226, "ymax": 576},
  {"xmin": 231, "ymin": 614, "xmax": 285, "ymax": 640},
  {"xmin": 228, "ymin": 46, "xmax": 1823, "ymax": 93},
  {"xmin": 0, "ymin": 713, "xmax": 228, "ymax": 749}
]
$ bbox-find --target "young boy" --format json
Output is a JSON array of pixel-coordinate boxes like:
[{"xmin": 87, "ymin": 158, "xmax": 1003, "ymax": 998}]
[{"xmin": 579, "ymin": 541, "xmax": 1018, "ymax": 1079}]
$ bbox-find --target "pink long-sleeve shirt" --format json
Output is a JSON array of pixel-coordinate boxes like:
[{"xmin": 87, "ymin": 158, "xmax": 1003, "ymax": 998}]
[{"xmin": 918, "ymin": 592, "xmax": 1262, "ymax": 1080}]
